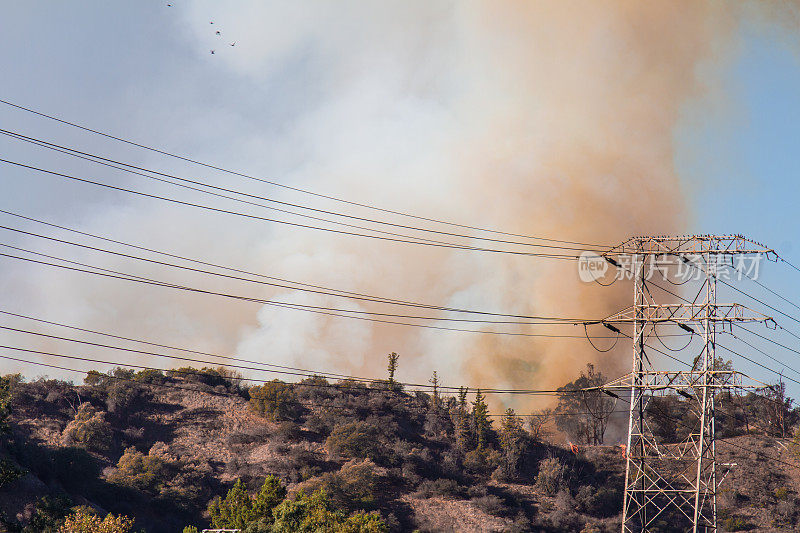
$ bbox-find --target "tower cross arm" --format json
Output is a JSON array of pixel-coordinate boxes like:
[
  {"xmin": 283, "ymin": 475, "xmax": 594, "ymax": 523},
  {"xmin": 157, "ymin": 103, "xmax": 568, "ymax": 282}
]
[
  {"xmin": 601, "ymin": 234, "xmax": 774, "ymax": 257},
  {"xmin": 600, "ymin": 370, "xmax": 770, "ymax": 392},
  {"xmin": 602, "ymin": 303, "xmax": 773, "ymax": 325}
]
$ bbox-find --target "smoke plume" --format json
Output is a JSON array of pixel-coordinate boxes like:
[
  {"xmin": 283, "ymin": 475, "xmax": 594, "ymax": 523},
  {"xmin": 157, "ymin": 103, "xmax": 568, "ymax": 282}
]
[{"xmin": 2, "ymin": 1, "xmax": 797, "ymax": 412}]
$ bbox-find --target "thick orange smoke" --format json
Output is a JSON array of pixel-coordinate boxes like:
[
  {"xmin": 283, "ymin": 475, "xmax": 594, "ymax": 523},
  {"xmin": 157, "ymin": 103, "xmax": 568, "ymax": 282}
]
[
  {"xmin": 231, "ymin": 2, "xmax": 743, "ymax": 411},
  {"xmin": 5, "ymin": 1, "xmax": 799, "ymax": 413},
  {"xmin": 447, "ymin": 2, "xmax": 732, "ymax": 405}
]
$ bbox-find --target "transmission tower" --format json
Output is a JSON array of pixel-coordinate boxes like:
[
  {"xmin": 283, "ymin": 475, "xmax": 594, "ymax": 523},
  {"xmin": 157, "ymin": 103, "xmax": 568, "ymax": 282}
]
[{"xmin": 599, "ymin": 235, "xmax": 774, "ymax": 533}]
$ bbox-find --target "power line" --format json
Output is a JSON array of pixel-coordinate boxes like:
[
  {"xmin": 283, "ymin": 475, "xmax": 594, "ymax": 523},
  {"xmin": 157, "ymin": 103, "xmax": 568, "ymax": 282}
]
[
  {"xmin": 665, "ymin": 251, "xmax": 800, "ymax": 330},
  {"xmin": 0, "ymin": 320, "xmax": 650, "ymax": 396},
  {"xmin": 0, "ymin": 233, "xmax": 715, "ymax": 333},
  {"xmin": 4, "ymin": 250, "xmax": 638, "ymax": 341},
  {"xmin": 0, "ymin": 208, "xmax": 436, "ymax": 308},
  {"xmin": 0, "ymin": 128, "xmax": 610, "ymax": 253},
  {"xmin": 3, "ymin": 209, "xmax": 696, "ymax": 339},
  {"xmin": 0, "ymin": 350, "xmax": 631, "ymax": 420},
  {"xmin": 663, "ymin": 253, "xmax": 800, "ymax": 370},
  {"xmin": 635, "ymin": 309, "xmax": 800, "ymax": 387},
  {"xmin": 642, "ymin": 393, "xmax": 799, "ymax": 471},
  {"xmin": 722, "ymin": 330, "xmax": 800, "ymax": 379},
  {"xmin": 736, "ymin": 323, "xmax": 800, "ymax": 359},
  {"xmin": 0, "ymin": 310, "xmax": 683, "ymax": 399},
  {"xmin": 651, "ymin": 323, "xmax": 696, "ymax": 353},
  {"xmin": 0, "ymin": 350, "xmax": 456, "ymax": 419},
  {"xmin": 6, "ymin": 331, "xmax": 791, "ymax": 455},
  {"xmin": 0, "ymin": 158, "xmax": 583, "ymax": 261},
  {"xmin": 642, "ymin": 338, "xmax": 694, "ymax": 368},
  {"xmin": 702, "ymin": 266, "xmax": 800, "ymax": 346},
  {"xmin": 779, "ymin": 256, "xmax": 800, "ymax": 276},
  {"xmin": 0, "ymin": 97, "xmax": 607, "ymax": 247},
  {"xmin": 0, "ymin": 309, "xmax": 646, "ymax": 394},
  {"xmin": 0, "ymin": 309, "xmax": 664, "ymax": 398},
  {"xmin": 18, "ymin": 342, "xmax": 777, "ymax": 468},
  {"xmin": 0, "ymin": 325, "xmax": 589, "ymax": 394},
  {"xmin": 716, "ymin": 341, "xmax": 800, "ymax": 387},
  {"xmin": 717, "ymin": 273, "xmax": 800, "ymax": 325},
  {"xmin": 745, "ymin": 272, "xmax": 800, "ymax": 314},
  {"xmin": 0, "ymin": 309, "xmax": 374, "ymax": 381},
  {"xmin": 0, "ymin": 246, "xmax": 610, "ymax": 326},
  {"xmin": 643, "ymin": 251, "xmax": 800, "ymax": 357},
  {"xmin": 0, "ymin": 224, "xmax": 625, "ymax": 325},
  {"xmin": 0, "ymin": 131, "xmax": 490, "ymax": 250},
  {"xmin": 0, "ymin": 342, "xmax": 592, "ymax": 396}
]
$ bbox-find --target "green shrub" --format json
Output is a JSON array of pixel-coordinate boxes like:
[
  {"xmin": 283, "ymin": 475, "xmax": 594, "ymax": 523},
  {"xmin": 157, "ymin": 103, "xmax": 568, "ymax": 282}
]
[
  {"xmin": 0, "ymin": 457, "xmax": 23, "ymax": 489},
  {"xmin": 271, "ymin": 489, "xmax": 387, "ymax": 533},
  {"xmin": 23, "ymin": 495, "xmax": 73, "ymax": 533},
  {"xmin": 208, "ymin": 476, "xmax": 286, "ymax": 530},
  {"xmin": 414, "ymin": 478, "xmax": 463, "ymax": 499},
  {"xmin": 81, "ymin": 369, "xmax": 150, "ymax": 415},
  {"xmin": 536, "ymin": 457, "xmax": 565, "ymax": 496},
  {"xmin": 304, "ymin": 459, "xmax": 383, "ymax": 511},
  {"xmin": 722, "ymin": 516, "xmax": 750, "ymax": 531},
  {"xmin": 106, "ymin": 442, "xmax": 209, "ymax": 508},
  {"xmin": 43, "ymin": 447, "xmax": 102, "ymax": 493},
  {"xmin": 470, "ymin": 494, "xmax": 506, "ymax": 516},
  {"xmin": 106, "ymin": 446, "xmax": 169, "ymax": 494},
  {"xmin": 0, "ymin": 374, "xmax": 15, "ymax": 434},
  {"xmin": 249, "ymin": 380, "xmax": 297, "ymax": 421},
  {"xmin": 275, "ymin": 420, "xmax": 302, "ymax": 441},
  {"xmin": 463, "ymin": 448, "xmax": 494, "ymax": 476},
  {"xmin": 62, "ymin": 403, "xmax": 112, "ymax": 452},
  {"xmin": 59, "ymin": 507, "xmax": 135, "ymax": 533},
  {"xmin": 575, "ymin": 484, "xmax": 621, "ymax": 517},
  {"xmin": 305, "ymin": 414, "xmax": 332, "ymax": 436},
  {"xmin": 295, "ymin": 376, "xmax": 335, "ymax": 403},
  {"xmin": 84, "ymin": 371, "xmax": 103, "ymax": 387},
  {"xmin": 168, "ymin": 366, "xmax": 242, "ymax": 391},
  {"xmin": 134, "ymin": 369, "xmax": 166, "ymax": 384},
  {"xmin": 325, "ymin": 421, "xmax": 383, "ymax": 461}
]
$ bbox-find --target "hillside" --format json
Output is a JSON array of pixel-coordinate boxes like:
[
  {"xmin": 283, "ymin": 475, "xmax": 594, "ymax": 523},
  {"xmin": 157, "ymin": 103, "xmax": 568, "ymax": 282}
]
[{"xmin": 0, "ymin": 368, "xmax": 798, "ymax": 532}]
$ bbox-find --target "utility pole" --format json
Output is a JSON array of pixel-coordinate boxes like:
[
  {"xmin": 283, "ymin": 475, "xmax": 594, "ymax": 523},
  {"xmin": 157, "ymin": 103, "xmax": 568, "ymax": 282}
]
[{"xmin": 598, "ymin": 235, "xmax": 774, "ymax": 533}]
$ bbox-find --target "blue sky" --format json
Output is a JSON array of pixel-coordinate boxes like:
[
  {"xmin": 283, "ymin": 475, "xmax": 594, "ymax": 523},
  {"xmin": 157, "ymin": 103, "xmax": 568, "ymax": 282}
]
[
  {"xmin": 672, "ymin": 18, "xmax": 800, "ymax": 393},
  {"xmin": 1, "ymin": 3, "xmax": 799, "ymax": 400},
  {"xmin": 678, "ymin": 21, "xmax": 800, "ymax": 250}
]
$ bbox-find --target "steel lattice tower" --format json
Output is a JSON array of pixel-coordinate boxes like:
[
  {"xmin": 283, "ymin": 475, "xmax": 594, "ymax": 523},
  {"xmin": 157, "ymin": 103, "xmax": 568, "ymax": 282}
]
[{"xmin": 599, "ymin": 235, "xmax": 774, "ymax": 533}]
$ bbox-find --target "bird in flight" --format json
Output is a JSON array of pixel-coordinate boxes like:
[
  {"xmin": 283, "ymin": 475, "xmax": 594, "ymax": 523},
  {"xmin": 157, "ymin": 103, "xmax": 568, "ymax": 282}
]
[
  {"xmin": 210, "ymin": 21, "xmax": 214, "ymax": 24},
  {"xmin": 216, "ymin": 30, "xmax": 221, "ymax": 35},
  {"xmin": 210, "ymin": 50, "xmax": 215, "ymax": 55},
  {"xmin": 230, "ymin": 42, "xmax": 236, "ymax": 47}
]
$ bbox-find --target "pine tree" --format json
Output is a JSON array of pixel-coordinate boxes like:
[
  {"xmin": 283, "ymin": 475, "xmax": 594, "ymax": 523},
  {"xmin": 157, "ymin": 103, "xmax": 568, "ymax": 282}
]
[
  {"xmin": 452, "ymin": 386, "xmax": 471, "ymax": 450},
  {"xmin": 458, "ymin": 386, "xmax": 468, "ymax": 409},
  {"xmin": 499, "ymin": 408, "xmax": 525, "ymax": 477},
  {"xmin": 429, "ymin": 371, "xmax": 440, "ymax": 410},
  {"xmin": 472, "ymin": 389, "xmax": 490, "ymax": 450},
  {"xmin": 387, "ymin": 352, "xmax": 399, "ymax": 387},
  {"xmin": 500, "ymin": 408, "xmax": 523, "ymax": 441}
]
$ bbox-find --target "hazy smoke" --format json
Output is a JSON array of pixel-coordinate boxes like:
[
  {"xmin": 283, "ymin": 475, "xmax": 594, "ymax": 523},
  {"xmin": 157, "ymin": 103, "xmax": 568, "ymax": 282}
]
[
  {"xmin": 2, "ymin": 1, "xmax": 797, "ymax": 412},
  {"xmin": 223, "ymin": 1, "xmax": 731, "ymax": 400}
]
